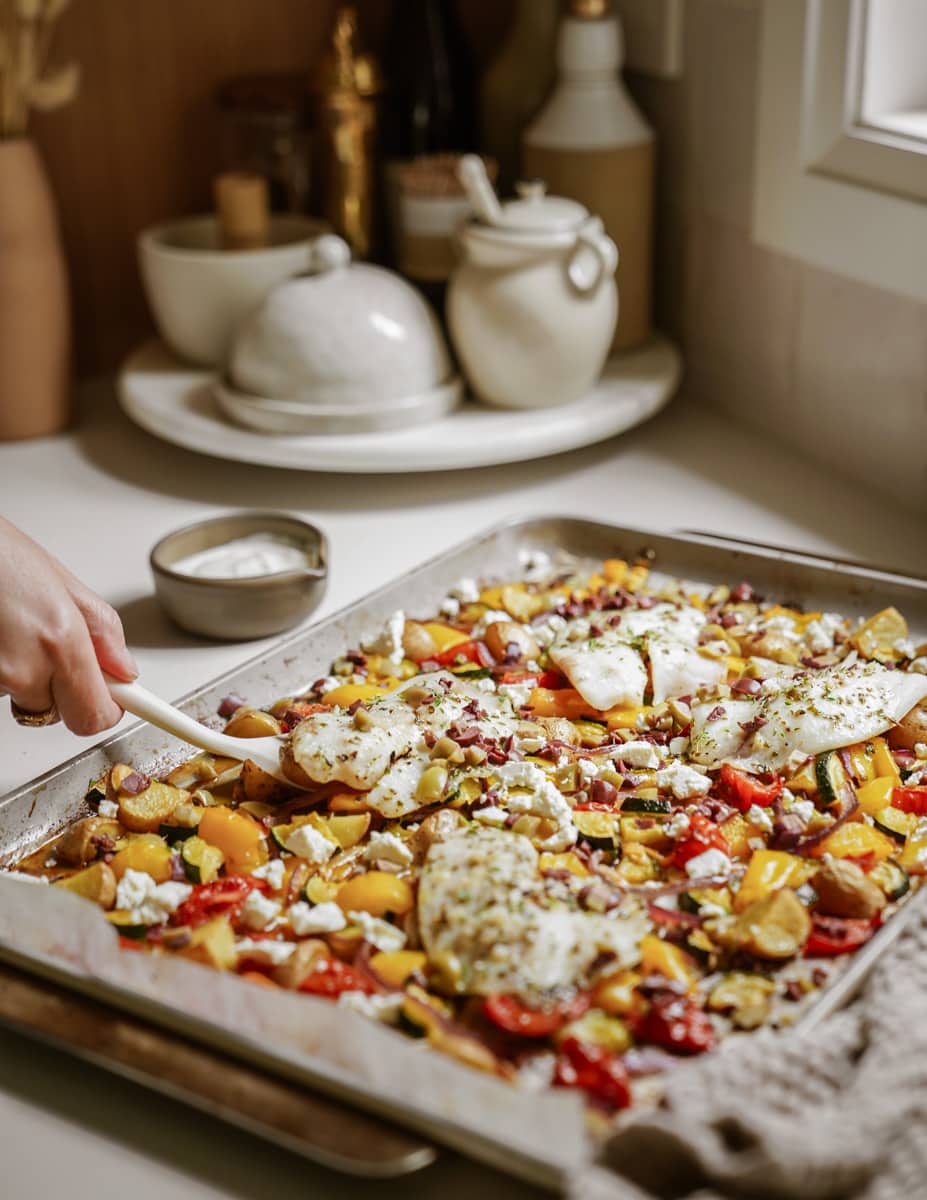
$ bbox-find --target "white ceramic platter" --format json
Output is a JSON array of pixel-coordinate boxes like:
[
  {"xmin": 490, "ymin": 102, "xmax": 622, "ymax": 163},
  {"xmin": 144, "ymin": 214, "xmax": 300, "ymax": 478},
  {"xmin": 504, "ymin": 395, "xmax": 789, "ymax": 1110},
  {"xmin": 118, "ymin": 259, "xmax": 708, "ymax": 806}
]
[{"xmin": 118, "ymin": 337, "xmax": 680, "ymax": 474}]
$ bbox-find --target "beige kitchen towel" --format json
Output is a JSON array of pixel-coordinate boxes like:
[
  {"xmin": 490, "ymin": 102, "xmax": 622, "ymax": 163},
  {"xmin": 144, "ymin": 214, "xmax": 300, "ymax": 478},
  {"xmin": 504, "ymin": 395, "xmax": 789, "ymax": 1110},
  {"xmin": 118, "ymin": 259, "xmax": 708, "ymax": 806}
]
[{"xmin": 572, "ymin": 909, "xmax": 927, "ymax": 1200}]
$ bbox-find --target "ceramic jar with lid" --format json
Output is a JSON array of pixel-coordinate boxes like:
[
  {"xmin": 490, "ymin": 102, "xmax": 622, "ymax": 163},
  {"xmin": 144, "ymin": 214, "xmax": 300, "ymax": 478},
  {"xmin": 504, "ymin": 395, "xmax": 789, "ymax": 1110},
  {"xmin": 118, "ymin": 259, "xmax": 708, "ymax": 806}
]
[{"xmin": 447, "ymin": 175, "xmax": 618, "ymax": 410}]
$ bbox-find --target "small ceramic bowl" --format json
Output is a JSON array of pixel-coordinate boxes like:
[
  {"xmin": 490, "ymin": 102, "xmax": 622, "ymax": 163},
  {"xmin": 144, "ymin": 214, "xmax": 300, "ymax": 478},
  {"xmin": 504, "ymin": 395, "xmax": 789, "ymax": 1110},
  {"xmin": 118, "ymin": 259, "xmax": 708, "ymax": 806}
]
[
  {"xmin": 150, "ymin": 511, "xmax": 327, "ymax": 641},
  {"xmin": 138, "ymin": 214, "xmax": 329, "ymax": 368}
]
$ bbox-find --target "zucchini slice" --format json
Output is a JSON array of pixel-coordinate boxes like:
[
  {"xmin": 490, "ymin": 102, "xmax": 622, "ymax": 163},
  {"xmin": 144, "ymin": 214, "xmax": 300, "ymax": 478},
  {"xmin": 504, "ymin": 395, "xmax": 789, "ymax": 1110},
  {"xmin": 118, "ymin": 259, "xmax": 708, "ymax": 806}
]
[
  {"xmin": 574, "ymin": 809, "xmax": 621, "ymax": 848},
  {"xmin": 106, "ymin": 910, "xmax": 149, "ymax": 939},
  {"xmin": 815, "ymin": 751, "xmax": 849, "ymax": 807},
  {"xmin": 181, "ymin": 836, "xmax": 225, "ymax": 883},
  {"xmin": 159, "ymin": 802, "xmax": 203, "ymax": 843},
  {"xmin": 621, "ymin": 796, "xmax": 672, "ymax": 815},
  {"xmin": 869, "ymin": 859, "xmax": 911, "ymax": 901},
  {"xmin": 873, "ymin": 807, "xmax": 917, "ymax": 843}
]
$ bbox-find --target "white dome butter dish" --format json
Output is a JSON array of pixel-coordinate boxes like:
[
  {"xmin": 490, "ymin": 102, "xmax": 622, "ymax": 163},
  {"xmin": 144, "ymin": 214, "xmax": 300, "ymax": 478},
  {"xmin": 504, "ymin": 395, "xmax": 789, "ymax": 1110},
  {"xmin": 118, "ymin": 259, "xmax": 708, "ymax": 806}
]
[{"xmin": 216, "ymin": 235, "xmax": 462, "ymax": 435}]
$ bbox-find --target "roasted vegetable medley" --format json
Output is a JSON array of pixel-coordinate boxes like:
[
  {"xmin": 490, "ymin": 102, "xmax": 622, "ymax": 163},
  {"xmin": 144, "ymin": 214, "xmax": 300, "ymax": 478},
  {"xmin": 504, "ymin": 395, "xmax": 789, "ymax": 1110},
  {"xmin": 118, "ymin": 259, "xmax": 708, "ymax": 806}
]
[{"xmin": 11, "ymin": 550, "xmax": 927, "ymax": 1114}]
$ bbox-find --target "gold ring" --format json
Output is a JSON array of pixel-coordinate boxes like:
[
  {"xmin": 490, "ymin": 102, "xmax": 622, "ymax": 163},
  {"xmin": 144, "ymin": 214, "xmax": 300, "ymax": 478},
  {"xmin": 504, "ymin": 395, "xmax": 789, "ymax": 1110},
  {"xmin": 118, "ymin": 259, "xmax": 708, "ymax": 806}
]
[{"xmin": 10, "ymin": 699, "xmax": 60, "ymax": 728}]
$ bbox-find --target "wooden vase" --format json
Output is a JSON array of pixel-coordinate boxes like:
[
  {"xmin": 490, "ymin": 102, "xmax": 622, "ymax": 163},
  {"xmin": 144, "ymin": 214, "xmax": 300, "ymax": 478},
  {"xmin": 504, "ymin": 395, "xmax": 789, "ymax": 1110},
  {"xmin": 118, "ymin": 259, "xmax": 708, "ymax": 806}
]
[{"xmin": 0, "ymin": 139, "xmax": 72, "ymax": 440}]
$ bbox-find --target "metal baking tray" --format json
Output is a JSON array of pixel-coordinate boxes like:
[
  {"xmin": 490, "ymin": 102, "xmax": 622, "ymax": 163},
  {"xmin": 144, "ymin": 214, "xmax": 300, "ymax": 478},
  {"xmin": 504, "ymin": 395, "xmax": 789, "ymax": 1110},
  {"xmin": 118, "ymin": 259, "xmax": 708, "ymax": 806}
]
[{"xmin": 1, "ymin": 516, "xmax": 926, "ymax": 1187}]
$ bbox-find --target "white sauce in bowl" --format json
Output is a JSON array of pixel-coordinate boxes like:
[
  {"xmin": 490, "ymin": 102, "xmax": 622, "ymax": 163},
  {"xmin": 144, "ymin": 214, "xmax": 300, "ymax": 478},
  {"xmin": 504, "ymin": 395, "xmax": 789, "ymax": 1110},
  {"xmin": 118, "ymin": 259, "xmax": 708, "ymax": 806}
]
[{"xmin": 170, "ymin": 533, "xmax": 310, "ymax": 579}]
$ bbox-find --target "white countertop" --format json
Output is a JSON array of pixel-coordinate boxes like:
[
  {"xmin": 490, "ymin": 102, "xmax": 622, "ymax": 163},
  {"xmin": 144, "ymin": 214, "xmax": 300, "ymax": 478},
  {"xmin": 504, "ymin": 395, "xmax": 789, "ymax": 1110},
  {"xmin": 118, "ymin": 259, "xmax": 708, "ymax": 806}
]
[{"xmin": 1, "ymin": 379, "xmax": 924, "ymax": 1199}]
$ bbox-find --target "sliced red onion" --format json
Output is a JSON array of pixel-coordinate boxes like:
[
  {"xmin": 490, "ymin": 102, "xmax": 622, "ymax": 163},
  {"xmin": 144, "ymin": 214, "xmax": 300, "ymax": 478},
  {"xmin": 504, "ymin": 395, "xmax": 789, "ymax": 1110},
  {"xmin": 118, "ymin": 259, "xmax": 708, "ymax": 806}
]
[
  {"xmin": 119, "ymin": 771, "xmax": 150, "ymax": 795},
  {"xmin": 217, "ymin": 694, "xmax": 246, "ymax": 718},
  {"xmin": 794, "ymin": 788, "xmax": 859, "ymax": 852},
  {"xmin": 647, "ymin": 903, "xmax": 703, "ymax": 930}
]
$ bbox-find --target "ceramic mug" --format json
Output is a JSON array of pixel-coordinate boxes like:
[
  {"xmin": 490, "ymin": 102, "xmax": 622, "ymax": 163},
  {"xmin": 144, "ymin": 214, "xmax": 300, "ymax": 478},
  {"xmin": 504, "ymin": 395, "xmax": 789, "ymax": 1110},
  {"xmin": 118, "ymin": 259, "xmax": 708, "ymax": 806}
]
[{"xmin": 138, "ymin": 214, "xmax": 329, "ymax": 368}]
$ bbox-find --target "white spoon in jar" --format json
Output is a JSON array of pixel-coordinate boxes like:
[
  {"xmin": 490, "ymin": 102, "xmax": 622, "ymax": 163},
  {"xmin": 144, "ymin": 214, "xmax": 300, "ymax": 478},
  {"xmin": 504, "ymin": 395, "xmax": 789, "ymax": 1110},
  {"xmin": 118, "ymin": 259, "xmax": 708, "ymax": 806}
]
[{"xmin": 106, "ymin": 677, "xmax": 302, "ymax": 787}]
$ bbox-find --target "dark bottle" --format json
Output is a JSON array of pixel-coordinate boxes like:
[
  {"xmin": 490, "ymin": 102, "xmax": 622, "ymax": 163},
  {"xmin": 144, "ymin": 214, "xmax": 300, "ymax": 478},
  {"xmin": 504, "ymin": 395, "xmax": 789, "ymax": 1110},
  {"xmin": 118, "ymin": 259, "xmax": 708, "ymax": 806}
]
[{"xmin": 382, "ymin": 0, "xmax": 478, "ymax": 158}]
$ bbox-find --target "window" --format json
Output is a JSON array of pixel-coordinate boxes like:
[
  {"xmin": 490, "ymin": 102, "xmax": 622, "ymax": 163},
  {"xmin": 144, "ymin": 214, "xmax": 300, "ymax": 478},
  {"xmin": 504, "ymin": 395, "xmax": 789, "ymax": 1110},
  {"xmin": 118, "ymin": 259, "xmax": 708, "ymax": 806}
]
[{"xmin": 753, "ymin": 0, "xmax": 927, "ymax": 304}]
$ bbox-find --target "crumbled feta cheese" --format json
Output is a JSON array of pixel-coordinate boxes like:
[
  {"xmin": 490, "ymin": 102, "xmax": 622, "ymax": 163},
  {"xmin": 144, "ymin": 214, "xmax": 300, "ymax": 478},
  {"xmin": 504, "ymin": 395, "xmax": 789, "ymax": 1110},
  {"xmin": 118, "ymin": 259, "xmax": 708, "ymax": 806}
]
[
  {"xmin": 685, "ymin": 849, "xmax": 732, "ymax": 878},
  {"xmin": 439, "ymin": 595, "xmax": 461, "ymax": 619},
  {"xmin": 449, "ymin": 577, "xmax": 480, "ymax": 604},
  {"xmin": 364, "ymin": 830, "xmax": 413, "ymax": 866},
  {"xmin": 240, "ymin": 890, "xmax": 281, "ymax": 931},
  {"xmin": 338, "ymin": 990, "xmax": 405, "ymax": 1023},
  {"xmin": 698, "ymin": 901, "xmax": 728, "ymax": 919},
  {"xmin": 786, "ymin": 798, "xmax": 815, "ymax": 824},
  {"xmin": 747, "ymin": 837, "xmax": 766, "ymax": 851},
  {"xmin": 97, "ymin": 798, "xmax": 119, "ymax": 819},
  {"xmin": 497, "ymin": 761, "xmax": 576, "ymax": 851},
  {"xmin": 668, "ymin": 737, "xmax": 690, "ymax": 757},
  {"xmin": 498, "ymin": 681, "xmax": 533, "ymax": 711},
  {"xmin": 612, "ymin": 741, "xmax": 662, "ymax": 770},
  {"xmin": 473, "ymin": 805, "xmax": 509, "ymax": 827},
  {"xmin": 746, "ymin": 804, "xmax": 774, "ymax": 832},
  {"xmin": 285, "ymin": 824, "xmax": 337, "ymax": 865},
  {"xmin": 251, "ymin": 858, "xmax": 286, "ymax": 890},
  {"xmin": 287, "ymin": 900, "xmax": 346, "ymax": 936},
  {"xmin": 578, "ymin": 757, "xmax": 599, "ymax": 779},
  {"xmin": 665, "ymin": 810, "xmax": 691, "ymax": 839},
  {"xmin": 115, "ymin": 868, "xmax": 156, "ymax": 913},
  {"xmin": 349, "ymin": 910, "xmax": 406, "ymax": 952},
  {"xmin": 532, "ymin": 613, "xmax": 568, "ymax": 649},
  {"xmin": 805, "ymin": 613, "xmax": 844, "ymax": 654},
  {"xmin": 364, "ymin": 610, "xmax": 406, "ymax": 665},
  {"xmin": 115, "ymin": 870, "xmax": 192, "ymax": 925},
  {"xmin": 516, "ymin": 733, "xmax": 546, "ymax": 754},
  {"xmin": 235, "ymin": 938, "xmax": 296, "ymax": 966},
  {"xmin": 656, "ymin": 761, "xmax": 711, "ymax": 800},
  {"xmin": 315, "ymin": 676, "xmax": 340, "ymax": 695},
  {"xmin": 795, "ymin": 883, "xmax": 817, "ymax": 906}
]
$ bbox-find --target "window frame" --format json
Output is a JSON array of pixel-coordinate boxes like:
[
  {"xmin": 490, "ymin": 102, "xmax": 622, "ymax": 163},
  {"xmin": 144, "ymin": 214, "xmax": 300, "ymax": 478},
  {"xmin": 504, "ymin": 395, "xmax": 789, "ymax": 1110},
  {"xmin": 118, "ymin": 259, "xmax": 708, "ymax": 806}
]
[{"xmin": 753, "ymin": 0, "xmax": 927, "ymax": 304}]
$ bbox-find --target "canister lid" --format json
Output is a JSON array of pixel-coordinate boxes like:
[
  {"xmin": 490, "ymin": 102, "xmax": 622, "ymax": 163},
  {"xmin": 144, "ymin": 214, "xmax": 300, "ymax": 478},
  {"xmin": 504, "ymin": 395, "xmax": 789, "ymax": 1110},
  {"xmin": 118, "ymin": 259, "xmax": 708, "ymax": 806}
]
[{"xmin": 491, "ymin": 180, "xmax": 589, "ymax": 234}]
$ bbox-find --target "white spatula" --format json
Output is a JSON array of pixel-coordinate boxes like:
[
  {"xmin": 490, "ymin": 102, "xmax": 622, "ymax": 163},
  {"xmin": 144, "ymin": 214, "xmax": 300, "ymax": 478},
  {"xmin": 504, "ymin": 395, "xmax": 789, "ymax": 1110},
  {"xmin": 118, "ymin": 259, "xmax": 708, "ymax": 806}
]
[{"xmin": 107, "ymin": 677, "xmax": 299, "ymax": 786}]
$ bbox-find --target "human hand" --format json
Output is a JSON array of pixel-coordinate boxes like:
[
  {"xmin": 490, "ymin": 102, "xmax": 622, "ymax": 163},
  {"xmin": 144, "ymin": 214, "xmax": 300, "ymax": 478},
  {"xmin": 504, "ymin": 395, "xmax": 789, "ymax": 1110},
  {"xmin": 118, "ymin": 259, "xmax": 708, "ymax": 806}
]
[{"xmin": 0, "ymin": 517, "xmax": 137, "ymax": 735}]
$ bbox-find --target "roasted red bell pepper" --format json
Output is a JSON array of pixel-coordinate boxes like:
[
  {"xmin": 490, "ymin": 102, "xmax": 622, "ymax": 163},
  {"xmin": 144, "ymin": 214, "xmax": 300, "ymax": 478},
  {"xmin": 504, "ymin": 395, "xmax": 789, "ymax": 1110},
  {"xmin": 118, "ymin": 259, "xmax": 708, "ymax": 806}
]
[
  {"xmin": 671, "ymin": 814, "xmax": 730, "ymax": 869},
  {"xmin": 891, "ymin": 786, "xmax": 927, "ymax": 816},
  {"xmin": 483, "ymin": 992, "xmax": 590, "ymax": 1038},
  {"xmin": 553, "ymin": 1037, "xmax": 632, "ymax": 1110},
  {"xmin": 174, "ymin": 875, "xmax": 266, "ymax": 928},
  {"xmin": 719, "ymin": 763, "xmax": 783, "ymax": 811},
  {"xmin": 298, "ymin": 958, "xmax": 376, "ymax": 998},
  {"xmin": 804, "ymin": 913, "xmax": 878, "ymax": 957},
  {"xmin": 636, "ymin": 992, "xmax": 716, "ymax": 1055},
  {"xmin": 434, "ymin": 639, "xmax": 494, "ymax": 668}
]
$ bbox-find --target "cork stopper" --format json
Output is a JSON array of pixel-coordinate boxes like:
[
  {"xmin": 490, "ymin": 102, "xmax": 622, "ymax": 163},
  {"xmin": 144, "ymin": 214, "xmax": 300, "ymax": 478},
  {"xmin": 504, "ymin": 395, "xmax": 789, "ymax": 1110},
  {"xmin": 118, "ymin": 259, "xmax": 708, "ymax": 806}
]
[
  {"xmin": 570, "ymin": 0, "xmax": 609, "ymax": 18},
  {"xmin": 214, "ymin": 171, "xmax": 271, "ymax": 250}
]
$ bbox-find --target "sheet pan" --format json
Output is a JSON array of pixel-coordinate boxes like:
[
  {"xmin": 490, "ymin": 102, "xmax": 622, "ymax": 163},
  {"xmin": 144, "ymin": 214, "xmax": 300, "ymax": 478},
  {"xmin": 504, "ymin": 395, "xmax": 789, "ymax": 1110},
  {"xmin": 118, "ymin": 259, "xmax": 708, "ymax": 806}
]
[{"xmin": 1, "ymin": 516, "xmax": 926, "ymax": 1187}]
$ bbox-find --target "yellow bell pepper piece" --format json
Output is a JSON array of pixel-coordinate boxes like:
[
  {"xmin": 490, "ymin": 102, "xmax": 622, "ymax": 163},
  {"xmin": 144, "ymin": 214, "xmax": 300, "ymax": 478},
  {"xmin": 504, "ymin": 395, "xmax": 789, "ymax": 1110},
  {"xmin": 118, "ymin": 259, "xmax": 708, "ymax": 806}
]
[
  {"xmin": 856, "ymin": 775, "xmax": 896, "ymax": 817},
  {"xmin": 538, "ymin": 851, "xmax": 590, "ymax": 878},
  {"xmin": 726, "ymin": 655, "xmax": 747, "ymax": 678},
  {"xmin": 809, "ymin": 822, "xmax": 895, "ymax": 862},
  {"xmin": 846, "ymin": 741, "xmax": 877, "ymax": 785},
  {"xmin": 322, "ymin": 683, "xmax": 391, "ymax": 708},
  {"xmin": 421, "ymin": 623, "xmax": 470, "ymax": 653},
  {"xmin": 787, "ymin": 762, "xmax": 818, "ymax": 792},
  {"xmin": 603, "ymin": 559, "xmax": 628, "ymax": 586},
  {"xmin": 111, "ymin": 835, "xmax": 173, "ymax": 883},
  {"xmin": 734, "ymin": 850, "xmax": 812, "ymax": 912},
  {"xmin": 639, "ymin": 934, "xmax": 697, "ymax": 987},
  {"xmin": 527, "ymin": 687, "xmax": 599, "ymax": 721},
  {"xmin": 336, "ymin": 871, "xmax": 413, "ymax": 917},
  {"xmin": 872, "ymin": 737, "xmax": 902, "ymax": 785},
  {"xmin": 625, "ymin": 564, "xmax": 649, "ymax": 593},
  {"xmin": 198, "ymin": 806, "xmax": 268, "ymax": 873},
  {"xmin": 900, "ymin": 835, "xmax": 927, "ymax": 876},
  {"xmin": 718, "ymin": 813, "xmax": 754, "ymax": 860},
  {"xmin": 478, "ymin": 586, "xmax": 505, "ymax": 609},
  {"xmin": 605, "ymin": 704, "xmax": 654, "ymax": 731},
  {"xmin": 370, "ymin": 950, "xmax": 428, "ymax": 988}
]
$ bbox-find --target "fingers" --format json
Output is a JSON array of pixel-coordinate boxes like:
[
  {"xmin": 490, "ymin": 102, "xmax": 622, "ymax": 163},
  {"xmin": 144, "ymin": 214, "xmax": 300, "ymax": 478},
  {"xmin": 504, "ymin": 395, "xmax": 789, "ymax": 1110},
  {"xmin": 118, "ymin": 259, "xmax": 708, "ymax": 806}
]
[
  {"xmin": 67, "ymin": 584, "xmax": 137, "ymax": 682},
  {"xmin": 48, "ymin": 613, "xmax": 125, "ymax": 736}
]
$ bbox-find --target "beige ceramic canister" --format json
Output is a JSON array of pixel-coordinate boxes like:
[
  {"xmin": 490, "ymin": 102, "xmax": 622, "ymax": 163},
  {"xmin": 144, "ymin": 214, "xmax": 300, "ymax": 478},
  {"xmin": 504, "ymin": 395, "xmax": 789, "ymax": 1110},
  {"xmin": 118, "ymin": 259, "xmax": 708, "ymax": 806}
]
[{"xmin": 523, "ymin": 0, "xmax": 654, "ymax": 353}]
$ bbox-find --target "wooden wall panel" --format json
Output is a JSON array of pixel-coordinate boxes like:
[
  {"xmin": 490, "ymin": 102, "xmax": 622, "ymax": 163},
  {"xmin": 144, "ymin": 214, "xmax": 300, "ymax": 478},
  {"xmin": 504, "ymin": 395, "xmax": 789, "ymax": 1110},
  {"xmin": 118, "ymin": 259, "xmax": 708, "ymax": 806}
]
[{"xmin": 29, "ymin": 0, "xmax": 512, "ymax": 377}]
